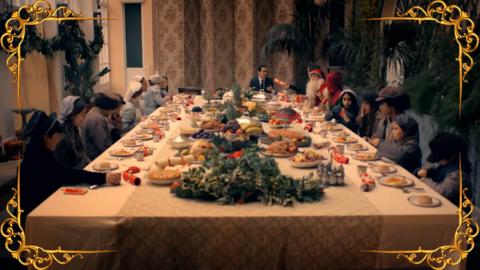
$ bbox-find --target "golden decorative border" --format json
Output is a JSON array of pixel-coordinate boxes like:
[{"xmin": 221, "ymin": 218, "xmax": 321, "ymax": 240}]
[
  {"xmin": 1, "ymin": 1, "xmax": 115, "ymax": 269},
  {"xmin": 364, "ymin": 1, "xmax": 479, "ymax": 269}
]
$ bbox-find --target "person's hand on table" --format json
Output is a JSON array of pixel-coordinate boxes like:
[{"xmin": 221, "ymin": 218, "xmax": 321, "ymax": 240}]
[
  {"xmin": 417, "ymin": 168, "xmax": 427, "ymax": 178},
  {"xmin": 340, "ymin": 108, "xmax": 350, "ymax": 122},
  {"xmin": 266, "ymin": 86, "xmax": 275, "ymax": 94},
  {"xmin": 359, "ymin": 103, "xmax": 367, "ymax": 118},
  {"xmin": 106, "ymin": 173, "xmax": 121, "ymax": 185},
  {"xmin": 368, "ymin": 138, "xmax": 380, "ymax": 147}
]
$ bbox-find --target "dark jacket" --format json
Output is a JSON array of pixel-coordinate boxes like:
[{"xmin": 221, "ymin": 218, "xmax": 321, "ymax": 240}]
[
  {"xmin": 377, "ymin": 136, "xmax": 421, "ymax": 173},
  {"xmin": 81, "ymin": 107, "xmax": 113, "ymax": 160},
  {"xmin": 324, "ymin": 104, "xmax": 359, "ymax": 132},
  {"xmin": 421, "ymin": 162, "xmax": 471, "ymax": 206},
  {"xmin": 20, "ymin": 142, "xmax": 106, "ymax": 215},
  {"xmin": 357, "ymin": 112, "xmax": 381, "ymax": 138},
  {"xmin": 54, "ymin": 123, "xmax": 90, "ymax": 169},
  {"xmin": 249, "ymin": 77, "xmax": 274, "ymax": 92}
]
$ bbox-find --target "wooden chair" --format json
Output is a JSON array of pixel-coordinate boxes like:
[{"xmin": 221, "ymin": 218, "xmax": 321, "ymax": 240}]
[{"xmin": 178, "ymin": 87, "xmax": 202, "ymax": 95}]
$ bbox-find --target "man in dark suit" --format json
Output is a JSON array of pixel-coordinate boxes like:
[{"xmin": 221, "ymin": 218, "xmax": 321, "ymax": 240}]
[{"xmin": 249, "ymin": 65, "xmax": 274, "ymax": 93}]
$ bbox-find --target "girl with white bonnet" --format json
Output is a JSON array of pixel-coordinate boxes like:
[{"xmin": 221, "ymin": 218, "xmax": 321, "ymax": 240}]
[
  {"xmin": 121, "ymin": 80, "xmax": 144, "ymax": 132},
  {"xmin": 143, "ymin": 74, "xmax": 170, "ymax": 115},
  {"xmin": 54, "ymin": 96, "xmax": 90, "ymax": 169}
]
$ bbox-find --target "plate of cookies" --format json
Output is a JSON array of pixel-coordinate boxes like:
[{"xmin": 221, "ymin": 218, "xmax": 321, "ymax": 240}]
[
  {"xmin": 146, "ymin": 168, "xmax": 182, "ymax": 186},
  {"xmin": 92, "ymin": 162, "xmax": 119, "ymax": 171},
  {"xmin": 352, "ymin": 152, "xmax": 378, "ymax": 161},
  {"xmin": 333, "ymin": 136, "xmax": 357, "ymax": 144},
  {"xmin": 109, "ymin": 149, "xmax": 134, "ymax": 157},
  {"xmin": 135, "ymin": 134, "xmax": 154, "ymax": 141},
  {"xmin": 121, "ymin": 139, "xmax": 143, "ymax": 148},
  {"xmin": 408, "ymin": 195, "xmax": 441, "ymax": 207},
  {"xmin": 369, "ymin": 163, "xmax": 397, "ymax": 174},
  {"xmin": 347, "ymin": 143, "xmax": 368, "ymax": 151},
  {"xmin": 378, "ymin": 175, "xmax": 414, "ymax": 187}
]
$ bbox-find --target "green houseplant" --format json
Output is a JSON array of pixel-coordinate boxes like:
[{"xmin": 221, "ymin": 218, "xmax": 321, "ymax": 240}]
[{"xmin": 1, "ymin": 9, "xmax": 108, "ymax": 104}]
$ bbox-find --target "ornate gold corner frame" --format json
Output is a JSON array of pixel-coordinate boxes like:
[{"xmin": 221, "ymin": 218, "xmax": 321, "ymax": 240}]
[
  {"xmin": 1, "ymin": 1, "xmax": 115, "ymax": 269},
  {"xmin": 364, "ymin": 1, "xmax": 479, "ymax": 269}
]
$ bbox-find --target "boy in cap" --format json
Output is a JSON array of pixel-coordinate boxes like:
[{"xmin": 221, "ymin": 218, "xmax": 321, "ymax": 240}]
[{"xmin": 369, "ymin": 86, "xmax": 412, "ymax": 145}]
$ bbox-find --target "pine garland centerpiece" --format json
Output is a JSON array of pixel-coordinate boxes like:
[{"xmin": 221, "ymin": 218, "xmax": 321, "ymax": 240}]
[{"xmin": 170, "ymin": 147, "xmax": 324, "ymax": 206}]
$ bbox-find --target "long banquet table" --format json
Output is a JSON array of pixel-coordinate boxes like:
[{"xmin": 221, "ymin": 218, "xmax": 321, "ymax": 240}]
[{"xmin": 26, "ymin": 97, "xmax": 461, "ymax": 270}]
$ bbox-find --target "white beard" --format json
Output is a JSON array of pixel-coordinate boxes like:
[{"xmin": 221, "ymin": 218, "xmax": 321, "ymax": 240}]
[
  {"xmin": 306, "ymin": 79, "xmax": 323, "ymax": 98},
  {"xmin": 305, "ymin": 79, "xmax": 324, "ymax": 108}
]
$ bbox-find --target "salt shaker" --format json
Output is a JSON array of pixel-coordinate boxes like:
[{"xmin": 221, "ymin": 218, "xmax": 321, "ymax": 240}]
[
  {"xmin": 327, "ymin": 168, "xmax": 336, "ymax": 186},
  {"xmin": 336, "ymin": 165, "xmax": 345, "ymax": 185},
  {"xmin": 153, "ymin": 132, "xmax": 161, "ymax": 142},
  {"xmin": 135, "ymin": 149, "xmax": 144, "ymax": 161}
]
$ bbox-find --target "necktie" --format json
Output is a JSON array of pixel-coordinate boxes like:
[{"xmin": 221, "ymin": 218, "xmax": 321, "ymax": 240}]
[{"xmin": 260, "ymin": 80, "xmax": 264, "ymax": 90}]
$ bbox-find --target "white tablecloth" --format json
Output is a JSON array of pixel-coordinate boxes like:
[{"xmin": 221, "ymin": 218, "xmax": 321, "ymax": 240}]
[{"xmin": 26, "ymin": 102, "xmax": 460, "ymax": 270}]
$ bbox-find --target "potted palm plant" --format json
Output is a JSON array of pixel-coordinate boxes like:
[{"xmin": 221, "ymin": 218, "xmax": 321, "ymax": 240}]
[{"xmin": 262, "ymin": 0, "xmax": 333, "ymax": 89}]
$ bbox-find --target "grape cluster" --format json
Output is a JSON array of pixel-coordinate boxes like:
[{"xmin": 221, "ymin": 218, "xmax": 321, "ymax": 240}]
[
  {"xmin": 191, "ymin": 129, "xmax": 214, "ymax": 139},
  {"xmin": 222, "ymin": 120, "xmax": 240, "ymax": 133}
]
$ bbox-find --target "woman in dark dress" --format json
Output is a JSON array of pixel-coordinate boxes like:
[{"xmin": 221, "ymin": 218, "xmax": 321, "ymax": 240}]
[
  {"xmin": 20, "ymin": 111, "xmax": 121, "ymax": 215},
  {"xmin": 54, "ymin": 96, "xmax": 90, "ymax": 169}
]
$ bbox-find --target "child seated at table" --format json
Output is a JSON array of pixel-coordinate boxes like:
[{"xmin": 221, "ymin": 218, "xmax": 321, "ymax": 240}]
[
  {"xmin": 324, "ymin": 89, "xmax": 359, "ymax": 132},
  {"xmin": 121, "ymin": 81, "xmax": 145, "ymax": 132},
  {"xmin": 356, "ymin": 93, "xmax": 381, "ymax": 138},
  {"xmin": 417, "ymin": 132, "xmax": 472, "ymax": 206},
  {"xmin": 54, "ymin": 96, "xmax": 90, "ymax": 169},
  {"xmin": 375, "ymin": 114, "xmax": 421, "ymax": 173},
  {"xmin": 21, "ymin": 111, "xmax": 121, "ymax": 215}
]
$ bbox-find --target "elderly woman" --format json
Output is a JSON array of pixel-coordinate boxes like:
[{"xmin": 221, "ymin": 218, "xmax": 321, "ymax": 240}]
[
  {"xmin": 54, "ymin": 96, "xmax": 90, "ymax": 169},
  {"xmin": 376, "ymin": 114, "xmax": 421, "ymax": 173},
  {"xmin": 82, "ymin": 92, "xmax": 120, "ymax": 160},
  {"xmin": 417, "ymin": 132, "xmax": 472, "ymax": 206},
  {"xmin": 21, "ymin": 111, "xmax": 120, "ymax": 215},
  {"xmin": 121, "ymin": 81, "xmax": 144, "ymax": 132},
  {"xmin": 143, "ymin": 74, "xmax": 171, "ymax": 115}
]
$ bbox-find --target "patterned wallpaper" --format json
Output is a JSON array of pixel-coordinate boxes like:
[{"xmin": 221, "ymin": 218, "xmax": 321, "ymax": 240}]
[
  {"xmin": 155, "ymin": 0, "xmax": 185, "ymax": 93},
  {"xmin": 184, "ymin": 0, "xmax": 202, "ymax": 87},
  {"xmin": 253, "ymin": 0, "xmax": 274, "ymax": 78},
  {"xmin": 200, "ymin": 0, "xmax": 214, "ymax": 92},
  {"xmin": 272, "ymin": 0, "xmax": 295, "ymax": 85},
  {"xmin": 153, "ymin": 0, "xmax": 295, "ymax": 92},
  {"xmin": 213, "ymin": 0, "xmax": 234, "ymax": 90},
  {"xmin": 234, "ymin": 0, "xmax": 254, "ymax": 88}
]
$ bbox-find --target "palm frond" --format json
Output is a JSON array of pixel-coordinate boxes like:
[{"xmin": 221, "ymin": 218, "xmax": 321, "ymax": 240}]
[
  {"xmin": 262, "ymin": 23, "xmax": 304, "ymax": 57},
  {"xmin": 383, "ymin": 22, "xmax": 417, "ymax": 74},
  {"xmin": 327, "ymin": 27, "xmax": 364, "ymax": 65}
]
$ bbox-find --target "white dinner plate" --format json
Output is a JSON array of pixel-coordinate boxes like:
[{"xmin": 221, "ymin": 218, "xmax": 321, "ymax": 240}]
[
  {"xmin": 408, "ymin": 196, "xmax": 441, "ymax": 208},
  {"xmin": 92, "ymin": 162, "xmax": 119, "ymax": 171},
  {"xmin": 378, "ymin": 175, "xmax": 414, "ymax": 188}
]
